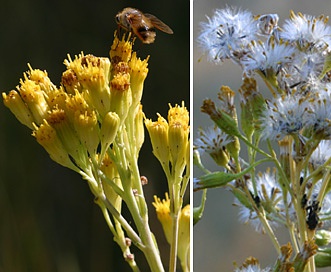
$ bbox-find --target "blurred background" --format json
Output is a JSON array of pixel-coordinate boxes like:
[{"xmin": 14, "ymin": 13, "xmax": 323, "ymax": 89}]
[
  {"xmin": 194, "ymin": 0, "xmax": 331, "ymax": 271},
  {"xmin": 0, "ymin": 0, "xmax": 189, "ymax": 271}
]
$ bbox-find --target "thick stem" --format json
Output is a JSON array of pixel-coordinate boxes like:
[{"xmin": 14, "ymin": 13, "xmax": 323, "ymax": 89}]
[
  {"xmin": 126, "ymin": 183, "xmax": 164, "ymax": 272},
  {"xmin": 105, "ymin": 190, "xmax": 164, "ymax": 272}
]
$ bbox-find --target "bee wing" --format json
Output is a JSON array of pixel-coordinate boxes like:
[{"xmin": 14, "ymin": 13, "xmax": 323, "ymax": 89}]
[{"xmin": 144, "ymin": 13, "xmax": 173, "ymax": 34}]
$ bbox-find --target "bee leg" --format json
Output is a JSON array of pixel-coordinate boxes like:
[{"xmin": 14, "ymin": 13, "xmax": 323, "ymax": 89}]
[{"xmin": 116, "ymin": 25, "xmax": 122, "ymax": 39}]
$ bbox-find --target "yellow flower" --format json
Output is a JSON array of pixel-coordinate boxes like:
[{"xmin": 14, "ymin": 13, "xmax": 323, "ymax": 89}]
[
  {"xmin": 73, "ymin": 109, "xmax": 99, "ymax": 156},
  {"xmin": 9, "ymin": 69, "xmax": 54, "ymax": 126},
  {"xmin": 153, "ymin": 194, "xmax": 190, "ymax": 270},
  {"xmin": 32, "ymin": 120, "xmax": 77, "ymax": 170},
  {"xmin": 45, "ymin": 86, "xmax": 68, "ymax": 110},
  {"xmin": 61, "ymin": 69, "xmax": 83, "ymax": 95},
  {"xmin": 64, "ymin": 53, "xmax": 111, "ymax": 117},
  {"xmin": 26, "ymin": 65, "xmax": 56, "ymax": 95},
  {"xmin": 5, "ymin": 66, "xmax": 57, "ymax": 127},
  {"xmin": 145, "ymin": 115, "xmax": 170, "ymax": 168},
  {"xmin": 168, "ymin": 101, "xmax": 190, "ymax": 128},
  {"xmin": 178, "ymin": 204, "xmax": 190, "ymax": 271},
  {"xmin": 47, "ymin": 107, "xmax": 87, "ymax": 169},
  {"xmin": 19, "ymin": 78, "xmax": 49, "ymax": 125},
  {"xmin": 2, "ymin": 90, "xmax": 34, "ymax": 129},
  {"xmin": 129, "ymin": 52, "xmax": 149, "ymax": 108},
  {"xmin": 109, "ymin": 34, "xmax": 133, "ymax": 64},
  {"xmin": 168, "ymin": 121, "xmax": 188, "ymax": 175},
  {"xmin": 133, "ymin": 104, "xmax": 145, "ymax": 154},
  {"xmin": 168, "ymin": 102, "xmax": 190, "ymax": 175},
  {"xmin": 152, "ymin": 193, "xmax": 172, "ymax": 244},
  {"xmin": 100, "ymin": 111, "xmax": 120, "ymax": 159},
  {"xmin": 109, "ymin": 72, "xmax": 132, "ymax": 123}
]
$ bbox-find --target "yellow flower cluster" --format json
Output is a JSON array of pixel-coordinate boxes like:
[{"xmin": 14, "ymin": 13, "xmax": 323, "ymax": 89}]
[
  {"xmin": 145, "ymin": 102, "xmax": 190, "ymax": 178},
  {"xmin": 2, "ymin": 35, "xmax": 148, "ymax": 174}
]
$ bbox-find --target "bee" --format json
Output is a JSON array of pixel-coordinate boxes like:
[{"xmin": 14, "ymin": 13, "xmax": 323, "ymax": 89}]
[{"xmin": 115, "ymin": 7, "xmax": 173, "ymax": 44}]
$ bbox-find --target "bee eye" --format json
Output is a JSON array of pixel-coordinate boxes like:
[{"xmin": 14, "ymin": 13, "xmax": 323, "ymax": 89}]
[{"xmin": 115, "ymin": 15, "xmax": 120, "ymax": 23}]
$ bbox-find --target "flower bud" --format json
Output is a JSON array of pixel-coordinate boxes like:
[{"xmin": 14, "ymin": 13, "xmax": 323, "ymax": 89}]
[
  {"xmin": 226, "ymin": 136, "xmax": 240, "ymax": 163},
  {"xmin": 177, "ymin": 204, "xmax": 190, "ymax": 271},
  {"xmin": 168, "ymin": 121, "xmax": 188, "ymax": 175},
  {"xmin": 168, "ymin": 102, "xmax": 190, "ymax": 175},
  {"xmin": 100, "ymin": 112, "xmax": 120, "ymax": 159},
  {"xmin": 315, "ymin": 229, "xmax": 331, "ymax": 247},
  {"xmin": 201, "ymin": 99, "xmax": 240, "ymax": 137},
  {"xmin": 145, "ymin": 116, "xmax": 170, "ymax": 167},
  {"xmin": 133, "ymin": 104, "xmax": 145, "ymax": 153},
  {"xmin": 73, "ymin": 110, "xmax": 99, "ymax": 156}
]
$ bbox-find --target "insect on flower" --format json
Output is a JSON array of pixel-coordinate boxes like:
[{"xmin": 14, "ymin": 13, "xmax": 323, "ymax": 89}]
[
  {"xmin": 306, "ymin": 200, "xmax": 321, "ymax": 230},
  {"xmin": 115, "ymin": 7, "xmax": 173, "ymax": 44}
]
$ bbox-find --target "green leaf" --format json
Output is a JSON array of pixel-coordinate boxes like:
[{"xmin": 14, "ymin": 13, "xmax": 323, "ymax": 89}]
[
  {"xmin": 195, "ymin": 171, "xmax": 238, "ymax": 190},
  {"xmin": 194, "ymin": 158, "xmax": 269, "ymax": 191}
]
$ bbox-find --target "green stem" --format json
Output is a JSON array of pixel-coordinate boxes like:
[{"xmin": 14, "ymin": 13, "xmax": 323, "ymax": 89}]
[
  {"xmin": 169, "ymin": 209, "xmax": 179, "ymax": 272},
  {"xmin": 242, "ymin": 183, "xmax": 281, "ymax": 254},
  {"xmin": 103, "ymin": 191, "xmax": 164, "ymax": 271},
  {"xmin": 317, "ymin": 169, "xmax": 331, "ymax": 204},
  {"xmin": 98, "ymin": 201, "xmax": 140, "ymax": 272},
  {"xmin": 101, "ymin": 194, "xmax": 142, "ymax": 246},
  {"xmin": 114, "ymin": 129, "xmax": 164, "ymax": 272},
  {"xmin": 168, "ymin": 173, "xmax": 182, "ymax": 272},
  {"xmin": 237, "ymin": 133, "xmax": 272, "ymax": 159},
  {"xmin": 247, "ymin": 133, "xmax": 258, "ymax": 197}
]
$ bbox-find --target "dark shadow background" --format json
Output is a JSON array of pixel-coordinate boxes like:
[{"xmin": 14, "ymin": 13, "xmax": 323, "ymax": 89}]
[
  {"xmin": 0, "ymin": 0, "xmax": 189, "ymax": 271},
  {"xmin": 194, "ymin": 0, "xmax": 331, "ymax": 271}
]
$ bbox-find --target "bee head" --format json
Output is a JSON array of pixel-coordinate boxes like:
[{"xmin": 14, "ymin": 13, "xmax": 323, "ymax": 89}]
[{"xmin": 115, "ymin": 11, "xmax": 132, "ymax": 31}]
